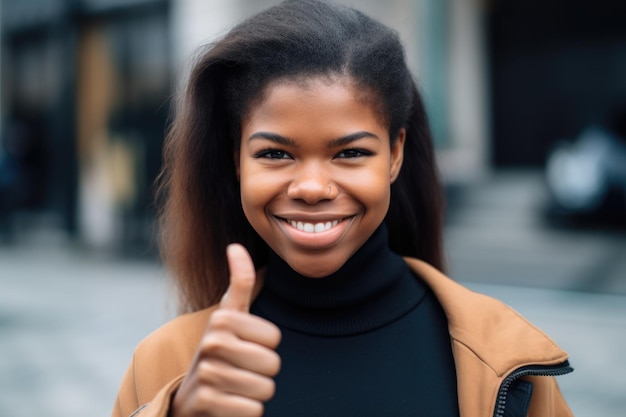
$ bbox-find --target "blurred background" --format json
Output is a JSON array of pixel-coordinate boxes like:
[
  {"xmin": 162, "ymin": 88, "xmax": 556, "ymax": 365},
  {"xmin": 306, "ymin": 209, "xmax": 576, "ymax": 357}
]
[{"xmin": 0, "ymin": 0, "xmax": 624, "ymax": 416}]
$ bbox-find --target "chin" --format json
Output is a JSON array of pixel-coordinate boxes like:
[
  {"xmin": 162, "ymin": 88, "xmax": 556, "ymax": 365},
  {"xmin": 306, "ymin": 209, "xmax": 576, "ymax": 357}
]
[{"xmin": 289, "ymin": 257, "xmax": 343, "ymax": 278}]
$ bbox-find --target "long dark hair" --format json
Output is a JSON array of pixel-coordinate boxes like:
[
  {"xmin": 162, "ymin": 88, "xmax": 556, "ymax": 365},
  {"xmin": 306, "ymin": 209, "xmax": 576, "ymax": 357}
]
[{"xmin": 159, "ymin": 0, "xmax": 445, "ymax": 313}]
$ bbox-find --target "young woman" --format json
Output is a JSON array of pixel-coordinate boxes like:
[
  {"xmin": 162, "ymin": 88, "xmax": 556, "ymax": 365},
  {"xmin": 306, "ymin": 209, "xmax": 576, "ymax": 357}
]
[{"xmin": 112, "ymin": 1, "xmax": 574, "ymax": 416}]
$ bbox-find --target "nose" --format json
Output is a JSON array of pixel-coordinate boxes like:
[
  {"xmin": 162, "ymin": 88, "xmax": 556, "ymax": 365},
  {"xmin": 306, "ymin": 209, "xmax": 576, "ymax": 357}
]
[{"xmin": 287, "ymin": 163, "xmax": 338, "ymax": 204}]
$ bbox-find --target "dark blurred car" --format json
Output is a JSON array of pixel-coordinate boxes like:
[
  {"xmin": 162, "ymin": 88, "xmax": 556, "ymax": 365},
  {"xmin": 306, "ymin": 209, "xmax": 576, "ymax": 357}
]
[{"xmin": 545, "ymin": 126, "xmax": 626, "ymax": 227}]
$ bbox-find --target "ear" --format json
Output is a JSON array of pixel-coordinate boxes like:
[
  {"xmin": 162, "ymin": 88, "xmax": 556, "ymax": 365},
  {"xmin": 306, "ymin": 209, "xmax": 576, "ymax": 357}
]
[
  {"xmin": 389, "ymin": 128, "xmax": 405, "ymax": 183},
  {"xmin": 233, "ymin": 150, "xmax": 241, "ymax": 181}
]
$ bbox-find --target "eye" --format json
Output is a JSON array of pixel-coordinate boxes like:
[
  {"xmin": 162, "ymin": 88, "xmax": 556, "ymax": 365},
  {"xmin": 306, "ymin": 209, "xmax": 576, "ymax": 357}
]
[
  {"xmin": 335, "ymin": 148, "xmax": 373, "ymax": 159},
  {"xmin": 254, "ymin": 149, "xmax": 292, "ymax": 160}
]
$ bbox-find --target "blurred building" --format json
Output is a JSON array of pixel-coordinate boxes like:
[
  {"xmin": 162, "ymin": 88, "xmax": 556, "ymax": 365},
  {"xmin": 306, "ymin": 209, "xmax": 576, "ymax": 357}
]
[
  {"xmin": 0, "ymin": 0, "xmax": 170, "ymax": 251},
  {"xmin": 1, "ymin": 0, "xmax": 625, "ymax": 251}
]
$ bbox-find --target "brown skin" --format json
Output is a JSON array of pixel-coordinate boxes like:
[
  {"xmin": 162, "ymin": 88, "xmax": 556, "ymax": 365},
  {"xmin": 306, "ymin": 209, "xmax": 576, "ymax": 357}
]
[
  {"xmin": 238, "ymin": 76, "xmax": 405, "ymax": 278},
  {"xmin": 170, "ymin": 75, "xmax": 405, "ymax": 415},
  {"xmin": 172, "ymin": 244, "xmax": 281, "ymax": 417}
]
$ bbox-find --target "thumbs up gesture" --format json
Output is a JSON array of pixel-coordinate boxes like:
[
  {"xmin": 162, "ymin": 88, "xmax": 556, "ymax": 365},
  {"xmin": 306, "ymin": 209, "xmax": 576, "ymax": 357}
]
[{"xmin": 171, "ymin": 244, "xmax": 282, "ymax": 417}]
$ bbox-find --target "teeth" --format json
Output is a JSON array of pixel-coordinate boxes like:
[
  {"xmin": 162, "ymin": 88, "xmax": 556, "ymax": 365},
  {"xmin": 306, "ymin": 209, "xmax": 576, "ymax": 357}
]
[{"xmin": 288, "ymin": 219, "xmax": 341, "ymax": 233}]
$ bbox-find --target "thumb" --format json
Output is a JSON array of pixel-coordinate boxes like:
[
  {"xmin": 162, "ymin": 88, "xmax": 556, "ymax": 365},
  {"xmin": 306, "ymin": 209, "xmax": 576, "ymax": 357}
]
[{"xmin": 220, "ymin": 243, "xmax": 256, "ymax": 312}]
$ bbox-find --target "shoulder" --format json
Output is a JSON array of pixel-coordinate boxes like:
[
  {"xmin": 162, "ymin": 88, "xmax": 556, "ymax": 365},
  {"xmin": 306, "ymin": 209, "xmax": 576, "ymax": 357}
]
[
  {"xmin": 405, "ymin": 258, "xmax": 573, "ymax": 416},
  {"xmin": 135, "ymin": 307, "xmax": 216, "ymax": 356},
  {"xmin": 130, "ymin": 306, "xmax": 218, "ymax": 403},
  {"xmin": 404, "ymin": 258, "xmax": 569, "ymax": 372}
]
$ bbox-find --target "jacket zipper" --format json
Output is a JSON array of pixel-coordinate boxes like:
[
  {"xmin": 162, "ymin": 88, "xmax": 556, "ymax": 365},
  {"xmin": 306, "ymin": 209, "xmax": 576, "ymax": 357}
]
[{"xmin": 493, "ymin": 361, "xmax": 574, "ymax": 417}]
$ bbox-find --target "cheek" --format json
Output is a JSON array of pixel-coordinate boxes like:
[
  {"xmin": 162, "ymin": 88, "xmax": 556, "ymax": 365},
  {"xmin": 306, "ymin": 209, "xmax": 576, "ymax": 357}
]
[
  {"xmin": 238, "ymin": 166, "xmax": 280, "ymax": 222},
  {"xmin": 340, "ymin": 168, "xmax": 392, "ymax": 216},
  {"xmin": 239, "ymin": 175, "xmax": 264, "ymax": 212},
  {"xmin": 364, "ymin": 182, "xmax": 391, "ymax": 212},
  {"xmin": 239, "ymin": 185, "xmax": 267, "ymax": 234}
]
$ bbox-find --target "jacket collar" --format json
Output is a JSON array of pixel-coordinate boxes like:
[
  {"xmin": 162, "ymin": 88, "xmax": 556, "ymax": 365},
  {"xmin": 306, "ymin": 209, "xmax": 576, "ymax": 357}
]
[
  {"xmin": 403, "ymin": 258, "xmax": 570, "ymax": 417},
  {"xmin": 404, "ymin": 258, "xmax": 569, "ymax": 372}
]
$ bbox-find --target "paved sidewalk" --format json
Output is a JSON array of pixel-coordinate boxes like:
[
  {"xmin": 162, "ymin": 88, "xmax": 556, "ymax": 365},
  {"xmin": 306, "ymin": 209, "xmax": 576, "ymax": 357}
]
[{"xmin": 0, "ymin": 242, "xmax": 172, "ymax": 417}]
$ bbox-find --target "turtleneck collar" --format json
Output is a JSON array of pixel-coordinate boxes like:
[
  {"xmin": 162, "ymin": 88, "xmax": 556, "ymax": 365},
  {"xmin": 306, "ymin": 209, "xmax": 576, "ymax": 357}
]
[{"xmin": 251, "ymin": 225, "xmax": 426, "ymax": 336}]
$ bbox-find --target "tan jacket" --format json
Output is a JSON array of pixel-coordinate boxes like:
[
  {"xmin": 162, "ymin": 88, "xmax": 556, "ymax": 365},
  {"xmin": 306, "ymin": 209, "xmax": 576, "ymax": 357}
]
[{"xmin": 112, "ymin": 258, "xmax": 574, "ymax": 417}]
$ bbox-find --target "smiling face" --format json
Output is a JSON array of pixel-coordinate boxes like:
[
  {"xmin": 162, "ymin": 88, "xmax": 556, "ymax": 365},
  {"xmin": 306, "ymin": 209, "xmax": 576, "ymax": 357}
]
[{"xmin": 237, "ymin": 76, "xmax": 405, "ymax": 277}]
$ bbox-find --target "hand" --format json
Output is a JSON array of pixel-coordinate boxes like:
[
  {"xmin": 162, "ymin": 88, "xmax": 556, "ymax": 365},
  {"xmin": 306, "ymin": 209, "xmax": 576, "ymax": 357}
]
[{"xmin": 171, "ymin": 244, "xmax": 282, "ymax": 417}]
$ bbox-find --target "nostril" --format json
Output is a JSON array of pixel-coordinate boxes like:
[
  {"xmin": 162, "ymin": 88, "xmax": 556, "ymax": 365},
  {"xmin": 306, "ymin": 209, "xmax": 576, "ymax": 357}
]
[{"xmin": 287, "ymin": 178, "xmax": 334, "ymax": 203}]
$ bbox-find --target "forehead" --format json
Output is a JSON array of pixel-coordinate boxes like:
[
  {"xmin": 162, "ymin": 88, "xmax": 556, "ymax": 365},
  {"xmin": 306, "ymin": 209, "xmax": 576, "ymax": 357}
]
[{"xmin": 243, "ymin": 75, "xmax": 386, "ymax": 130}]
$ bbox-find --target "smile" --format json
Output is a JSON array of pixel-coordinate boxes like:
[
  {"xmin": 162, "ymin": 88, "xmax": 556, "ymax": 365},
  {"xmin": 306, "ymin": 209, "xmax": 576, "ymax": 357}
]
[
  {"xmin": 272, "ymin": 214, "xmax": 357, "ymax": 249},
  {"xmin": 287, "ymin": 219, "xmax": 340, "ymax": 233}
]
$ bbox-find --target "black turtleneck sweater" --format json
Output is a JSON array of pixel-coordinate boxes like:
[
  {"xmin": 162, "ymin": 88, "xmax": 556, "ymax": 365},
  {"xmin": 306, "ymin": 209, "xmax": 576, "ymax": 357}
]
[{"xmin": 250, "ymin": 226, "xmax": 460, "ymax": 417}]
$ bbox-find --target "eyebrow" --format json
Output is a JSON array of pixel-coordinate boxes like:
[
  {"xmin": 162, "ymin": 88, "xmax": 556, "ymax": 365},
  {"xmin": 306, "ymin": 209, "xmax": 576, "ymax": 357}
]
[
  {"xmin": 247, "ymin": 132, "xmax": 297, "ymax": 146},
  {"xmin": 247, "ymin": 131, "xmax": 380, "ymax": 147},
  {"xmin": 327, "ymin": 131, "xmax": 380, "ymax": 147}
]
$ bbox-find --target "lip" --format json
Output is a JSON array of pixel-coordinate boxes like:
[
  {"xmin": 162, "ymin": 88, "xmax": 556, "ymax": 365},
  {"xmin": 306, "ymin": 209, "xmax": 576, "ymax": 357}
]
[{"xmin": 273, "ymin": 214, "xmax": 356, "ymax": 249}]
